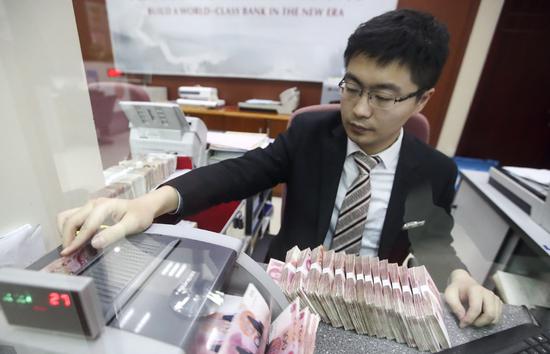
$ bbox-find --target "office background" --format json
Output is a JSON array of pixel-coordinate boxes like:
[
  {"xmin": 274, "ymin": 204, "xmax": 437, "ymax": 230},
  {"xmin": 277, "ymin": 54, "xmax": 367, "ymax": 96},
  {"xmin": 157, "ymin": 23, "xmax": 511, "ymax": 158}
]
[{"xmin": 75, "ymin": 0, "xmax": 483, "ymax": 148}]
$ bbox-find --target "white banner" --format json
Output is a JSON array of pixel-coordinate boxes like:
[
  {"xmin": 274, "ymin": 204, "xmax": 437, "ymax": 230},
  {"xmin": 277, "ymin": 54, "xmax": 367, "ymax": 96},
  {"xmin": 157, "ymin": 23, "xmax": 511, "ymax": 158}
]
[{"xmin": 106, "ymin": 0, "xmax": 397, "ymax": 82}]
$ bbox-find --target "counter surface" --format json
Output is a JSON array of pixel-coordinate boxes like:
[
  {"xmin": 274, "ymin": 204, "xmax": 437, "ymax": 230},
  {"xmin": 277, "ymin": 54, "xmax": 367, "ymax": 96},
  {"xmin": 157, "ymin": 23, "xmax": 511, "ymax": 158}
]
[{"xmin": 315, "ymin": 301, "xmax": 531, "ymax": 353}]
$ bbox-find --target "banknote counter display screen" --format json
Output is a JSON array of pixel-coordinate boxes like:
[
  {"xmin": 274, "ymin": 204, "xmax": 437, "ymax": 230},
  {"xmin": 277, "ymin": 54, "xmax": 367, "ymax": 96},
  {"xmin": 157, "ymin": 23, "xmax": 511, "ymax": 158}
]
[
  {"xmin": 0, "ymin": 242, "xmax": 102, "ymax": 336},
  {"xmin": 0, "ymin": 238, "xmax": 110, "ymax": 337},
  {"xmin": 0, "ymin": 283, "xmax": 91, "ymax": 336},
  {"xmin": 2, "ymin": 288, "xmax": 72, "ymax": 309}
]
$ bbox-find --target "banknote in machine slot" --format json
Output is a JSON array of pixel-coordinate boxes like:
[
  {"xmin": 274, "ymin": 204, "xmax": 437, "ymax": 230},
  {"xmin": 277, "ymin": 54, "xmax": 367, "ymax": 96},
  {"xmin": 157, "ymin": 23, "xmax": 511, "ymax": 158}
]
[
  {"xmin": 33, "ymin": 233, "xmax": 179, "ymax": 322},
  {"xmin": 40, "ymin": 240, "xmax": 100, "ymax": 275}
]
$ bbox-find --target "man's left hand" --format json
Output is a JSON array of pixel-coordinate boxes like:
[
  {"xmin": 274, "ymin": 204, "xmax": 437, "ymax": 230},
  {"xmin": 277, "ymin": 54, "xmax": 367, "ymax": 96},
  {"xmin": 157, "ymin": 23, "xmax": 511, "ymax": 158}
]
[{"xmin": 444, "ymin": 269, "xmax": 503, "ymax": 328}]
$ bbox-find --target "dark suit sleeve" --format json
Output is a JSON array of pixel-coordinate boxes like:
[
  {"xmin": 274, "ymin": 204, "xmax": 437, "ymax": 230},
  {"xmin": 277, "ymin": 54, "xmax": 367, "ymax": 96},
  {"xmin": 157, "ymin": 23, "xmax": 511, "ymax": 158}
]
[
  {"xmin": 436, "ymin": 161, "xmax": 469, "ymax": 273},
  {"xmin": 160, "ymin": 118, "xmax": 301, "ymax": 218},
  {"xmin": 406, "ymin": 157, "xmax": 467, "ymax": 287},
  {"xmin": 439, "ymin": 160, "xmax": 458, "ymax": 214},
  {"xmin": 437, "ymin": 161, "xmax": 468, "ymax": 271}
]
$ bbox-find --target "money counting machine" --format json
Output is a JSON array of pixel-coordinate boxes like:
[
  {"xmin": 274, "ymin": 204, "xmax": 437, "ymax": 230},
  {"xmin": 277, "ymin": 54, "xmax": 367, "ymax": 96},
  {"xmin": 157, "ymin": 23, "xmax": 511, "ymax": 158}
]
[{"xmin": 0, "ymin": 224, "xmax": 288, "ymax": 354}]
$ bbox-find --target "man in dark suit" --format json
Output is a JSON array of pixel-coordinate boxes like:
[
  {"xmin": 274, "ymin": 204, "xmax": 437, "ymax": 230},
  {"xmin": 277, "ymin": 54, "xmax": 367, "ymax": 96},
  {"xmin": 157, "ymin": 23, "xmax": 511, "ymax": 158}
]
[{"xmin": 59, "ymin": 9, "xmax": 502, "ymax": 328}]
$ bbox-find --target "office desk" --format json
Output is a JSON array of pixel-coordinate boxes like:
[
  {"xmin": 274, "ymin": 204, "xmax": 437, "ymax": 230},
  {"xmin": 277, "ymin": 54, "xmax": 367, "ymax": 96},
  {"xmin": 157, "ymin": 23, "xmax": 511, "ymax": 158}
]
[
  {"xmin": 180, "ymin": 105, "xmax": 290, "ymax": 139},
  {"xmin": 451, "ymin": 170, "xmax": 550, "ymax": 286},
  {"xmin": 315, "ymin": 302, "xmax": 531, "ymax": 353}
]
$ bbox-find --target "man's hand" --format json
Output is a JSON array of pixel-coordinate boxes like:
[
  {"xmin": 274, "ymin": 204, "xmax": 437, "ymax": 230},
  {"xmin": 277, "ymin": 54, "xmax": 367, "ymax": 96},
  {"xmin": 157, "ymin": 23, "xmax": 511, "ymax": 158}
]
[
  {"xmin": 444, "ymin": 269, "xmax": 503, "ymax": 328},
  {"xmin": 58, "ymin": 186, "xmax": 180, "ymax": 256}
]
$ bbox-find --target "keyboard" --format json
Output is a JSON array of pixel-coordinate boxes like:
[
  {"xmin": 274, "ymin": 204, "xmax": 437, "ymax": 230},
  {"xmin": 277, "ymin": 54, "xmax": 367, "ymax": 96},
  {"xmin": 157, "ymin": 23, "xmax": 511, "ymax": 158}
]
[{"xmin": 439, "ymin": 323, "xmax": 550, "ymax": 354}]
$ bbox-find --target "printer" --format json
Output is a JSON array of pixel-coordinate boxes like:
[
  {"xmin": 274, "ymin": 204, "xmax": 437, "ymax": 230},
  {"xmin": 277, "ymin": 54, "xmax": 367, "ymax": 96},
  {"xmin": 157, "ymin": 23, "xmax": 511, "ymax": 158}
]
[
  {"xmin": 120, "ymin": 101, "xmax": 208, "ymax": 168},
  {"xmin": 238, "ymin": 87, "xmax": 300, "ymax": 115},
  {"xmin": 0, "ymin": 224, "xmax": 288, "ymax": 354},
  {"xmin": 176, "ymin": 86, "xmax": 225, "ymax": 108},
  {"xmin": 489, "ymin": 166, "xmax": 550, "ymax": 232}
]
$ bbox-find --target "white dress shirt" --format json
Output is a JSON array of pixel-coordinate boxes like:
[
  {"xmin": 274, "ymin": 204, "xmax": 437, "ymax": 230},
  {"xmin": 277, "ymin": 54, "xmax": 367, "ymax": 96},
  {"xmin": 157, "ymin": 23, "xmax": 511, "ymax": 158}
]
[{"xmin": 323, "ymin": 128, "xmax": 403, "ymax": 255}]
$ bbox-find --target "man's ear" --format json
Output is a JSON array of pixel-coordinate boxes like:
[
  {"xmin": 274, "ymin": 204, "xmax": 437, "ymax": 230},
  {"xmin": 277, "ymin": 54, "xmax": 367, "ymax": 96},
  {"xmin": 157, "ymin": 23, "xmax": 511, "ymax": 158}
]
[{"xmin": 414, "ymin": 88, "xmax": 435, "ymax": 114}]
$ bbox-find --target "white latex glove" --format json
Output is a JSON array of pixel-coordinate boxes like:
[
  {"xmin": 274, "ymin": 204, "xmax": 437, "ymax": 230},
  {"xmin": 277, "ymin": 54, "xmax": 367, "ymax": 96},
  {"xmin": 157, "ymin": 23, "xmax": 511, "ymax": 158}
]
[
  {"xmin": 58, "ymin": 186, "xmax": 179, "ymax": 256},
  {"xmin": 444, "ymin": 269, "xmax": 503, "ymax": 328}
]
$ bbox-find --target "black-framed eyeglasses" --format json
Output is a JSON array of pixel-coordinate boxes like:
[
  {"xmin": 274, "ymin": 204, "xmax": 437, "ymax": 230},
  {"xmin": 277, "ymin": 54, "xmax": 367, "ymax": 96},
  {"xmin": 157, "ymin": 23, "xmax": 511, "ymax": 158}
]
[{"xmin": 338, "ymin": 78, "xmax": 424, "ymax": 110}]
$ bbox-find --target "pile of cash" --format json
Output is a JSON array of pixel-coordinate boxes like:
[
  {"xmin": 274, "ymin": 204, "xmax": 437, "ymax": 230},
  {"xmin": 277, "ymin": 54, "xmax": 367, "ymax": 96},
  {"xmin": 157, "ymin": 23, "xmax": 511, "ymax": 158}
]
[
  {"xmin": 94, "ymin": 153, "xmax": 177, "ymax": 199},
  {"xmin": 190, "ymin": 283, "xmax": 320, "ymax": 354},
  {"xmin": 266, "ymin": 246, "xmax": 451, "ymax": 352}
]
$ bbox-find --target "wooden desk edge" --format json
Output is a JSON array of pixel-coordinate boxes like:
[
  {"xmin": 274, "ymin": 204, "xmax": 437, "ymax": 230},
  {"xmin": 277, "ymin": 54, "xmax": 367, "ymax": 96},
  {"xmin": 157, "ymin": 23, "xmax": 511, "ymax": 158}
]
[{"xmin": 180, "ymin": 105, "xmax": 290, "ymax": 121}]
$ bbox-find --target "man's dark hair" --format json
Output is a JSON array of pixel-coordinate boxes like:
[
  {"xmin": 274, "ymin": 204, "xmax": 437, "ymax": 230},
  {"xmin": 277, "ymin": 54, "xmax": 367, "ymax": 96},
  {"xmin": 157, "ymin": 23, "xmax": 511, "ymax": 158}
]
[{"xmin": 344, "ymin": 9, "xmax": 449, "ymax": 92}]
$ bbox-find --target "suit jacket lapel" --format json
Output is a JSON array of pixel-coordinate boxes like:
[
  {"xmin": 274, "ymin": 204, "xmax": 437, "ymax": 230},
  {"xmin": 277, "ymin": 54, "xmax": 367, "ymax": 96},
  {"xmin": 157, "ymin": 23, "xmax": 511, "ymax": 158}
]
[
  {"xmin": 315, "ymin": 118, "xmax": 347, "ymax": 245},
  {"xmin": 378, "ymin": 133, "xmax": 422, "ymax": 259}
]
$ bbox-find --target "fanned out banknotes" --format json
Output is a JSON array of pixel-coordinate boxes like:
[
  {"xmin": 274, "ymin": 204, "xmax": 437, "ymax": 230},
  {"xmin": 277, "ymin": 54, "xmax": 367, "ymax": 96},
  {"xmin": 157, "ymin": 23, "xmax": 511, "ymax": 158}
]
[
  {"xmin": 190, "ymin": 283, "xmax": 320, "ymax": 354},
  {"xmin": 266, "ymin": 246, "xmax": 451, "ymax": 353}
]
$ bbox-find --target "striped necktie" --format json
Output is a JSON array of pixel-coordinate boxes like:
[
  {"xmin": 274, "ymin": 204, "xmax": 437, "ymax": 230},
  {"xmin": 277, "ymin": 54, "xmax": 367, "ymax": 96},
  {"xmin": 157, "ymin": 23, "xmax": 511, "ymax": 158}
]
[{"xmin": 331, "ymin": 152, "xmax": 381, "ymax": 254}]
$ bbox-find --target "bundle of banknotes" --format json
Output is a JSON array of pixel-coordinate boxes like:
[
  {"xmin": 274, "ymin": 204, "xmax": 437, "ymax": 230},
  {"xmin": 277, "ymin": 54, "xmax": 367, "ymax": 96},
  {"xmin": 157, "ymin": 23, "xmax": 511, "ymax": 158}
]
[
  {"xmin": 266, "ymin": 246, "xmax": 451, "ymax": 353},
  {"xmin": 190, "ymin": 283, "xmax": 320, "ymax": 354},
  {"xmin": 94, "ymin": 153, "xmax": 177, "ymax": 199}
]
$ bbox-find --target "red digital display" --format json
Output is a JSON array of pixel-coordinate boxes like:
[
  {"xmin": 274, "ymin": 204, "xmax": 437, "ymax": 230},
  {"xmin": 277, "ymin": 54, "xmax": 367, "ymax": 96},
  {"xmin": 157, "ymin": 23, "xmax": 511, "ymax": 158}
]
[{"xmin": 48, "ymin": 292, "xmax": 72, "ymax": 307}]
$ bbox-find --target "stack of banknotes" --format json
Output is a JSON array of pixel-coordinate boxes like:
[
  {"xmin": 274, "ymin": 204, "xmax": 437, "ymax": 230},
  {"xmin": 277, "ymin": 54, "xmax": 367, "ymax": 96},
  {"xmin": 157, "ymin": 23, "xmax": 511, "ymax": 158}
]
[
  {"xmin": 266, "ymin": 246, "xmax": 451, "ymax": 352},
  {"xmin": 190, "ymin": 283, "xmax": 320, "ymax": 354},
  {"xmin": 94, "ymin": 153, "xmax": 177, "ymax": 199}
]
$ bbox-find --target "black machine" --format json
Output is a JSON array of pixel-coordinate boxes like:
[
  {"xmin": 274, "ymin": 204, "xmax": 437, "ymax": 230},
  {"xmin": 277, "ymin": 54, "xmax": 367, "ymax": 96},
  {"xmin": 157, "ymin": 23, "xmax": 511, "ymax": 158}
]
[{"xmin": 439, "ymin": 323, "xmax": 550, "ymax": 354}]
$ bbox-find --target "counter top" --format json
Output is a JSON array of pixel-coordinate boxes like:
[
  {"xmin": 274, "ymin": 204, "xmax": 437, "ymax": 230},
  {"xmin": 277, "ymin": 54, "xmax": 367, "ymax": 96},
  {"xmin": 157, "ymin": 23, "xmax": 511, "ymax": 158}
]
[{"xmin": 315, "ymin": 300, "xmax": 531, "ymax": 353}]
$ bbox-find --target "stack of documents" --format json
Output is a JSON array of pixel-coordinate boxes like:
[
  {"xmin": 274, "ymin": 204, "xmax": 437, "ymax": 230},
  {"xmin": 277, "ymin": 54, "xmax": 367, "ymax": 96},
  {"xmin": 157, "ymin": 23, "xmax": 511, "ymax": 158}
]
[
  {"xmin": 267, "ymin": 246, "xmax": 451, "ymax": 352},
  {"xmin": 0, "ymin": 224, "xmax": 45, "ymax": 268},
  {"xmin": 503, "ymin": 166, "xmax": 550, "ymax": 196},
  {"xmin": 208, "ymin": 131, "xmax": 270, "ymax": 152}
]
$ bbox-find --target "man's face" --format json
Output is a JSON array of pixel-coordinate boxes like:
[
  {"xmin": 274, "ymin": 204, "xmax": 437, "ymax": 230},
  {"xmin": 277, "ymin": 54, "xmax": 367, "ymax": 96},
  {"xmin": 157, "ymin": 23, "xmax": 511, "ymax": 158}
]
[{"xmin": 340, "ymin": 54, "xmax": 433, "ymax": 155}]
